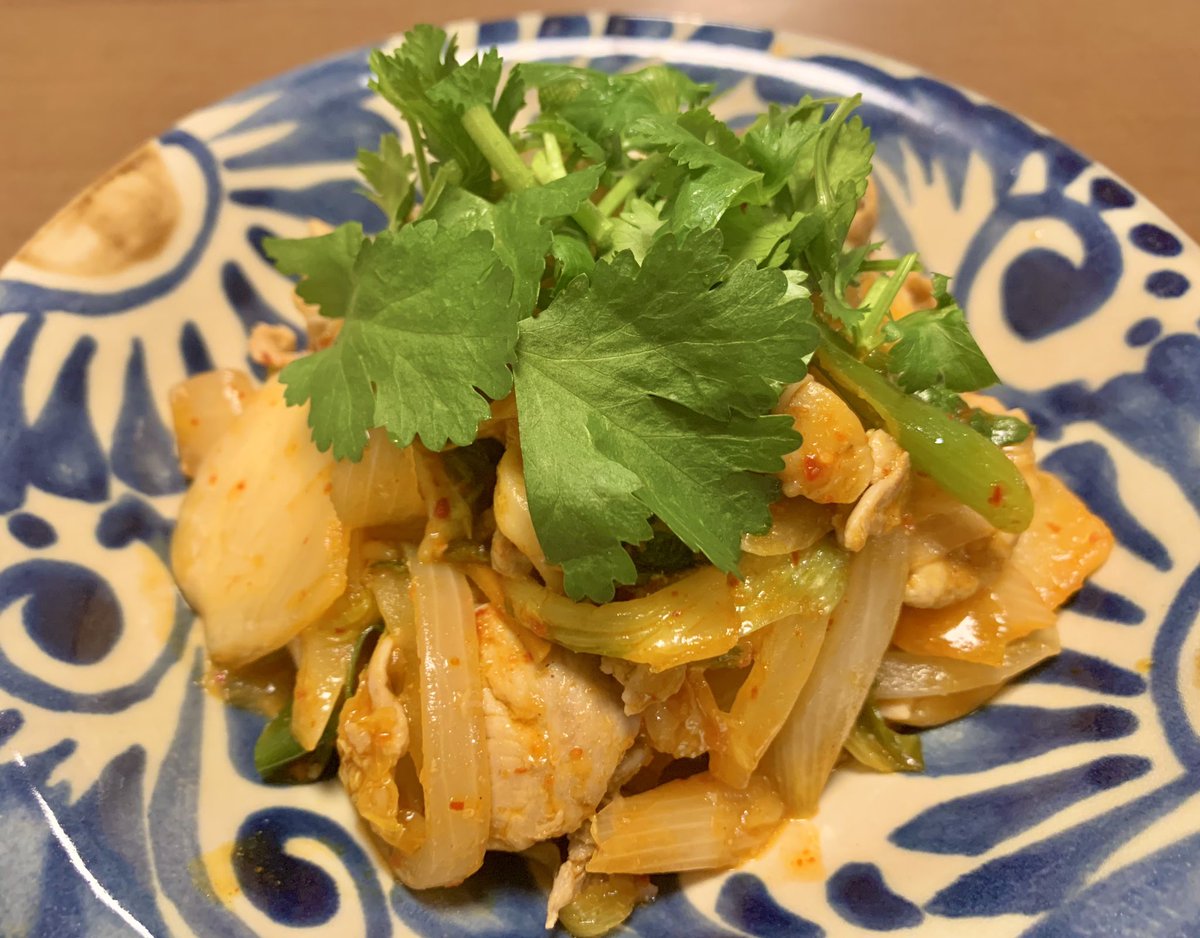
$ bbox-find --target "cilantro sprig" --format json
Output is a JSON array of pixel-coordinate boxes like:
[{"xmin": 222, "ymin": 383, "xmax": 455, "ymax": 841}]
[{"xmin": 265, "ymin": 25, "xmax": 1032, "ymax": 600}]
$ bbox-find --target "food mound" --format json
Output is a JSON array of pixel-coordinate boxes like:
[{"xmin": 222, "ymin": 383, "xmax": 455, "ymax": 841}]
[{"xmin": 169, "ymin": 26, "xmax": 1112, "ymax": 935}]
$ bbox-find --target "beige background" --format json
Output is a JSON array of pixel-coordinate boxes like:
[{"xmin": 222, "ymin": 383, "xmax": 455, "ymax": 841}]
[{"xmin": 2, "ymin": 0, "xmax": 1198, "ymax": 260}]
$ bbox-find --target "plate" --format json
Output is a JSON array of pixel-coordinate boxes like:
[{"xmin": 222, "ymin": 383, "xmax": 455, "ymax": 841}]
[{"xmin": 2, "ymin": 12, "xmax": 1198, "ymax": 937}]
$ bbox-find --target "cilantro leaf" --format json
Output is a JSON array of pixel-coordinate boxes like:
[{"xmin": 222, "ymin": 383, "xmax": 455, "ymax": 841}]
[
  {"xmin": 524, "ymin": 63, "xmax": 711, "ymax": 163},
  {"xmin": 718, "ymin": 203, "xmax": 814, "ymax": 267},
  {"xmin": 370, "ymin": 26, "xmax": 494, "ymax": 194},
  {"xmin": 742, "ymin": 100, "xmax": 825, "ymax": 201},
  {"xmin": 525, "ymin": 115, "xmax": 606, "ymax": 164},
  {"xmin": 608, "ymin": 197, "xmax": 663, "ymax": 263},
  {"xmin": 514, "ymin": 230, "xmax": 816, "ymax": 601},
  {"xmin": 628, "ymin": 112, "xmax": 763, "ymax": 231},
  {"xmin": 549, "ymin": 230, "xmax": 594, "ymax": 297},
  {"xmin": 886, "ymin": 275, "xmax": 999, "ymax": 392},
  {"xmin": 426, "ymin": 48, "xmax": 504, "ymax": 113},
  {"xmin": 492, "ymin": 167, "xmax": 604, "ymax": 316},
  {"xmin": 262, "ymin": 223, "xmax": 363, "ymax": 317},
  {"xmin": 279, "ymin": 221, "xmax": 516, "ymax": 459},
  {"xmin": 424, "ymin": 167, "xmax": 604, "ymax": 316},
  {"xmin": 357, "ymin": 134, "xmax": 416, "ymax": 227}
]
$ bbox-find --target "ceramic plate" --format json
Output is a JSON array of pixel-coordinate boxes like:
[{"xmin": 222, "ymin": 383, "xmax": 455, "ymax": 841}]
[{"xmin": 2, "ymin": 12, "xmax": 1198, "ymax": 937}]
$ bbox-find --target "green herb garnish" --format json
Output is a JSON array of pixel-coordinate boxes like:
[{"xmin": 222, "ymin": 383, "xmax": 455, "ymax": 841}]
[{"xmin": 264, "ymin": 25, "xmax": 1032, "ymax": 601}]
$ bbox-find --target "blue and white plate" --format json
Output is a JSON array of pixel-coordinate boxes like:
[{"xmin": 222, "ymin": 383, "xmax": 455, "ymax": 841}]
[{"xmin": 2, "ymin": 12, "xmax": 1198, "ymax": 936}]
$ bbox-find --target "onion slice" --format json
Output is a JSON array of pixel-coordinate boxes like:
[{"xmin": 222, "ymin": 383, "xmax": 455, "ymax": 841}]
[
  {"xmin": 392, "ymin": 552, "xmax": 491, "ymax": 888},
  {"xmin": 875, "ymin": 627, "xmax": 1061, "ymax": 699},
  {"xmin": 588, "ymin": 772, "xmax": 783, "ymax": 874},
  {"xmin": 766, "ymin": 530, "xmax": 908, "ymax": 815}
]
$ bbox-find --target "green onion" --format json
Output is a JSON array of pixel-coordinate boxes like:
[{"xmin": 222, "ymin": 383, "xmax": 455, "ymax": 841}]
[{"xmin": 816, "ymin": 332, "xmax": 1034, "ymax": 533}]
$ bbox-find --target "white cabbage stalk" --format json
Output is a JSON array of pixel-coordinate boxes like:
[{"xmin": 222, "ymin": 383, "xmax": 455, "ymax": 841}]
[
  {"xmin": 169, "ymin": 368, "xmax": 254, "ymax": 477},
  {"xmin": 393, "ymin": 551, "xmax": 490, "ymax": 889},
  {"xmin": 710, "ymin": 611, "xmax": 829, "ymax": 788},
  {"xmin": 588, "ymin": 773, "xmax": 783, "ymax": 874},
  {"xmin": 765, "ymin": 530, "xmax": 908, "ymax": 815},
  {"xmin": 330, "ymin": 428, "xmax": 424, "ymax": 530},
  {"xmin": 875, "ymin": 627, "xmax": 1060, "ymax": 699},
  {"xmin": 504, "ymin": 541, "xmax": 847, "ymax": 672},
  {"xmin": 172, "ymin": 378, "xmax": 348, "ymax": 667}
]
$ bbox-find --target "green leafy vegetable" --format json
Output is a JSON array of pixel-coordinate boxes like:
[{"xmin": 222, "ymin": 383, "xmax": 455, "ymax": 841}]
[
  {"xmin": 626, "ymin": 519, "xmax": 702, "ymax": 577},
  {"xmin": 884, "ymin": 274, "xmax": 999, "ymax": 392},
  {"xmin": 263, "ymin": 223, "xmax": 363, "ymax": 317},
  {"xmin": 515, "ymin": 230, "xmax": 816, "ymax": 600},
  {"xmin": 262, "ymin": 27, "xmax": 1030, "ymax": 600},
  {"xmin": 278, "ymin": 221, "xmax": 517, "ymax": 459},
  {"xmin": 358, "ymin": 134, "xmax": 416, "ymax": 227},
  {"xmin": 628, "ymin": 111, "xmax": 763, "ymax": 231}
]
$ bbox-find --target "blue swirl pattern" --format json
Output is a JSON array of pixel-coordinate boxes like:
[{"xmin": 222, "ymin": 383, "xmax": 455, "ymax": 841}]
[{"xmin": 0, "ymin": 12, "xmax": 1197, "ymax": 937}]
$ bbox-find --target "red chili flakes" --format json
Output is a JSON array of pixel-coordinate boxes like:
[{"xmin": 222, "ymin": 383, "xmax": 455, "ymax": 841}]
[
  {"xmin": 726, "ymin": 573, "xmax": 740, "ymax": 589},
  {"xmin": 234, "ymin": 480, "xmax": 247, "ymax": 493},
  {"xmin": 434, "ymin": 497, "xmax": 451, "ymax": 519},
  {"xmin": 449, "ymin": 656, "xmax": 461, "ymax": 667},
  {"xmin": 449, "ymin": 799, "xmax": 465, "ymax": 811},
  {"xmin": 323, "ymin": 481, "xmax": 333, "ymax": 495},
  {"xmin": 803, "ymin": 454, "xmax": 824, "ymax": 481},
  {"xmin": 569, "ymin": 747, "xmax": 584, "ymax": 761},
  {"xmin": 988, "ymin": 484, "xmax": 1005, "ymax": 507},
  {"xmin": 1047, "ymin": 522, "xmax": 1063, "ymax": 533},
  {"xmin": 750, "ymin": 686, "xmax": 760, "ymax": 700}
]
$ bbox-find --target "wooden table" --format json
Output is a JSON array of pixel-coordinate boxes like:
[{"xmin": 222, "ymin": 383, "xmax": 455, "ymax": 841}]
[{"xmin": 2, "ymin": 0, "xmax": 1198, "ymax": 260}]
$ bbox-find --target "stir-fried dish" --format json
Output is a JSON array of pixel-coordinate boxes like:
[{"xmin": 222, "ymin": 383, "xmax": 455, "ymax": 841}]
[{"xmin": 169, "ymin": 26, "xmax": 1112, "ymax": 934}]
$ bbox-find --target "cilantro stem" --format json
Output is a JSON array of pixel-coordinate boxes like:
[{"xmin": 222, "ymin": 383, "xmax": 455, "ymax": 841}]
[
  {"xmin": 814, "ymin": 332, "xmax": 1033, "ymax": 533},
  {"xmin": 596, "ymin": 153, "xmax": 665, "ymax": 216},
  {"xmin": 406, "ymin": 117, "xmax": 433, "ymax": 196},
  {"xmin": 462, "ymin": 103, "xmax": 537, "ymax": 192},
  {"xmin": 542, "ymin": 132, "xmax": 567, "ymax": 180},
  {"xmin": 572, "ymin": 201, "xmax": 611, "ymax": 247},
  {"xmin": 462, "ymin": 104, "xmax": 611, "ymax": 247},
  {"xmin": 859, "ymin": 252, "xmax": 919, "ymax": 348},
  {"xmin": 813, "ymin": 96, "xmax": 860, "ymax": 217},
  {"xmin": 420, "ymin": 159, "xmax": 463, "ymax": 216}
]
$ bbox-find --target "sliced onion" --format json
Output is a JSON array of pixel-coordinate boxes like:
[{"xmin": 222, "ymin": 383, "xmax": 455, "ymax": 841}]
[
  {"xmin": 710, "ymin": 612, "xmax": 829, "ymax": 789},
  {"xmin": 588, "ymin": 772, "xmax": 783, "ymax": 874},
  {"xmin": 392, "ymin": 551, "xmax": 490, "ymax": 889},
  {"xmin": 330, "ymin": 429, "xmax": 424, "ymax": 531},
  {"xmin": 765, "ymin": 530, "xmax": 908, "ymax": 816},
  {"xmin": 879, "ymin": 683, "xmax": 1004, "ymax": 727},
  {"xmin": 875, "ymin": 627, "xmax": 1061, "ymax": 699}
]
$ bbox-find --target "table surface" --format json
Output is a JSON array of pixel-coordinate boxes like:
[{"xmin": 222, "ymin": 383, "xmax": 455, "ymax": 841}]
[{"xmin": 2, "ymin": 0, "xmax": 1198, "ymax": 262}]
